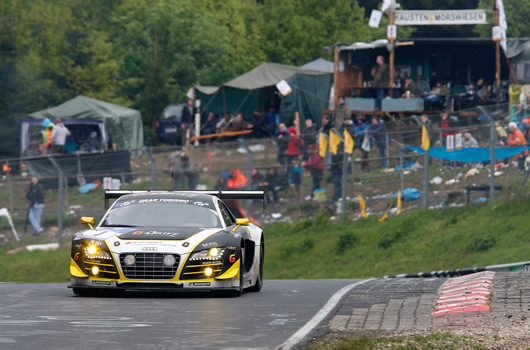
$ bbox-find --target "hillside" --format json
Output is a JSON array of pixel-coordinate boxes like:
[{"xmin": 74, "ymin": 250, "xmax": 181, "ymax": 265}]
[{"xmin": 0, "ymin": 198, "xmax": 529, "ymax": 282}]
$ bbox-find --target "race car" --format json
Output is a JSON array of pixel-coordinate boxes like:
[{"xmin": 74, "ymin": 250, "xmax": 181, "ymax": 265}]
[{"xmin": 69, "ymin": 190, "xmax": 265, "ymax": 296}]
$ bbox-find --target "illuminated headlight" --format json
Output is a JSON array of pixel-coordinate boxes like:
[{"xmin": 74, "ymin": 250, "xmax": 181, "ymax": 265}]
[
  {"xmin": 84, "ymin": 240, "xmax": 112, "ymax": 260},
  {"xmin": 189, "ymin": 248, "xmax": 226, "ymax": 261},
  {"xmin": 123, "ymin": 254, "xmax": 136, "ymax": 266},
  {"xmin": 92, "ymin": 266, "xmax": 99, "ymax": 275},
  {"xmin": 163, "ymin": 255, "xmax": 176, "ymax": 267},
  {"xmin": 204, "ymin": 267, "xmax": 213, "ymax": 277}
]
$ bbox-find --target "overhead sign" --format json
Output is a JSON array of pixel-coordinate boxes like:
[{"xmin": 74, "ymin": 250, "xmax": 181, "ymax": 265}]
[
  {"xmin": 394, "ymin": 10, "xmax": 487, "ymax": 26},
  {"xmin": 369, "ymin": 9, "xmax": 382, "ymax": 28}
]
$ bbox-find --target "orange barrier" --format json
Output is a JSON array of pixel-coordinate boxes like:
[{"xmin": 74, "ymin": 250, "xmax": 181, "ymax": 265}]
[{"xmin": 190, "ymin": 130, "xmax": 253, "ymax": 141}]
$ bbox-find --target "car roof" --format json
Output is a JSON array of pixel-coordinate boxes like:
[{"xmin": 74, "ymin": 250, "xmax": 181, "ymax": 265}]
[{"xmin": 115, "ymin": 191, "xmax": 218, "ymax": 204}]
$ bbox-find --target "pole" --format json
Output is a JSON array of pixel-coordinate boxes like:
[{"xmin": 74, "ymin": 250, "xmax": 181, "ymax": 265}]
[
  {"xmin": 239, "ymin": 138, "xmax": 253, "ymax": 215},
  {"xmin": 389, "ymin": 11, "xmax": 395, "ymax": 88},
  {"xmin": 495, "ymin": 8, "xmax": 501, "ymax": 105},
  {"xmin": 400, "ymin": 156, "xmax": 404, "ymax": 194},
  {"xmin": 333, "ymin": 45, "xmax": 340, "ymax": 111},
  {"xmin": 48, "ymin": 156, "xmax": 63, "ymax": 246},
  {"xmin": 143, "ymin": 147, "xmax": 157, "ymax": 190},
  {"xmin": 479, "ymin": 106, "xmax": 496, "ymax": 201},
  {"xmin": 423, "ymin": 150, "xmax": 429, "ymax": 210},
  {"xmin": 341, "ymin": 151, "xmax": 348, "ymax": 222}
]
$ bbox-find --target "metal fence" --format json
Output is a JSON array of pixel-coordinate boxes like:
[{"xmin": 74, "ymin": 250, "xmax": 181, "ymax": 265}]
[{"xmin": 1, "ymin": 101, "xmax": 529, "ymax": 244}]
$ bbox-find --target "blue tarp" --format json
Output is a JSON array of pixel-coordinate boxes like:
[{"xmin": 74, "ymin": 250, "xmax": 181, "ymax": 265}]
[{"xmin": 406, "ymin": 146, "xmax": 530, "ymax": 162}]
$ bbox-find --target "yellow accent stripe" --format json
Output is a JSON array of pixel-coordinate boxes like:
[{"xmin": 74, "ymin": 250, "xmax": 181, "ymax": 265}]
[
  {"xmin": 83, "ymin": 262, "xmax": 115, "ymax": 267},
  {"xmin": 174, "ymin": 229, "xmax": 223, "ymax": 280},
  {"xmin": 182, "ymin": 269, "xmax": 221, "ymax": 275},
  {"xmin": 186, "ymin": 263, "xmax": 222, "ymax": 268},
  {"xmin": 215, "ymin": 259, "xmax": 240, "ymax": 280},
  {"xmin": 84, "ymin": 267, "xmax": 118, "ymax": 274},
  {"xmin": 70, "ymin": 258, "xmax": 88, "ymax": 278}
]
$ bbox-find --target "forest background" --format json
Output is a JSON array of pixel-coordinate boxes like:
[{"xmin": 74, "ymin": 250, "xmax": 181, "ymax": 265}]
[{"xmin": 0, "ymin": 0, "xmax": 528, "ymax": 157}]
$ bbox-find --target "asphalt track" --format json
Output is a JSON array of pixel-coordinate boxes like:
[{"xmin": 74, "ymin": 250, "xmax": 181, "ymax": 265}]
[{"xmin": 0, "ymin": 279, "xmax": 365, "ymax": 350}]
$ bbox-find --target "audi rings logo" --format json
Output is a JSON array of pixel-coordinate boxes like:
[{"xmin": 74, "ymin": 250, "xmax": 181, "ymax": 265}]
[{"xmin": 142, "ymin": 247, "xmax": 158, "ymax": 252}]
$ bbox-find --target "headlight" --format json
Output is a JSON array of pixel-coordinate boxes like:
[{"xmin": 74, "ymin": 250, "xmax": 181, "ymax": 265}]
[
  {"xmin": 83, "ymin": 240, "xmax": 112, "ymax": 260},
  {"xmin": 189, "ymin": 247, "xmax": 226, "ymax": 261}
]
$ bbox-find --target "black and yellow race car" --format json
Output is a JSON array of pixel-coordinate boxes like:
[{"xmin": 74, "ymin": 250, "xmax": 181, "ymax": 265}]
[{"xmin": 69, "ymin": 190, "xmax": 265, "ymax": 296}]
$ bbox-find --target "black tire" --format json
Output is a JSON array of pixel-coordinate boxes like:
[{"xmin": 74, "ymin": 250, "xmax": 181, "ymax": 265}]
[
  {"xmin": 72, "ymin": 288, "xmax": 99, "ymax": 297},
  {"xmin": 248, "ymin": 239, "xmax": 264, "ymax": 293}
]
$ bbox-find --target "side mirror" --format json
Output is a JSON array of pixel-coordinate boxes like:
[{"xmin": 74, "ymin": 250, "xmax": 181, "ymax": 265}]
[
  {"xmin": 81, "ymin": 217, "xmax": 94, "ymax": 229},
  {"xmin": 235, "ymin": 218, "xmax": 249, "ymax": 226}
]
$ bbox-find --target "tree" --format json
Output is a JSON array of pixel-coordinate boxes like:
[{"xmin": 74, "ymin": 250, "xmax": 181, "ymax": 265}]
[{"xmin": 474, "ymin": 0, "xmax": 530, "ymax": 38}]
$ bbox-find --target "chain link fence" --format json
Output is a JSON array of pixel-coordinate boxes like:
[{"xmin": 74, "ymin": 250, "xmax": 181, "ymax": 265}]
[{"xmin": 1, "ymin": 101, "xmax": 529, "ymax": 245}]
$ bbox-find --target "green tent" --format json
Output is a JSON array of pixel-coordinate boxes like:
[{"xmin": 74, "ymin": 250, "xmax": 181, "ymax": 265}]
[
  {"xmin": 28, "ymin": 95, "xmax": 144, "ymax": 151},
  {"xmin": 195, "ymin": 62, "xmax": 332, "ymax": 125}
]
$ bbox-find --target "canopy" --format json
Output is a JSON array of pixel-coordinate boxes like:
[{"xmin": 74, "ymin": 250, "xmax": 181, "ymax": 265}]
[
  {"xmin": 25, "ymin": 95, "xmax": 143, "ymax": 154},
  {"xmin": 407, "ymin": 146, "xmax": 529, "ymax": 162},
  {"xmin": 300, "ymin": 58, "xmax": 334, "ymax": 73},
  {"xmin": 195, "ymin": 62, "xmax": 332, "ymax": 125}
]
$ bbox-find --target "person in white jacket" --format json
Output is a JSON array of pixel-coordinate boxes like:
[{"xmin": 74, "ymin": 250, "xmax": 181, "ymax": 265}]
[{"xmin": 51, "ymin": 118, "xmax": 71, "ymax": 153}]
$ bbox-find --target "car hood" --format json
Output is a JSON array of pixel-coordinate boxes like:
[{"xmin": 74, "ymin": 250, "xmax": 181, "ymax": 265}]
[{"xmin": 77, "ymin": 226, "xmax": 224, "ymax": 241}]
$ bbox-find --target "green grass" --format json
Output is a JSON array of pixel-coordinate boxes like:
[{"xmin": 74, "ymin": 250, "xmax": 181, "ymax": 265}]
[
  {"xmin": 305, "ymin": 332, "xmax": 489, "ymax": 350},
  {"xmin": 1, "ymin": 198, "xmax": 530, "ymax": 282}
]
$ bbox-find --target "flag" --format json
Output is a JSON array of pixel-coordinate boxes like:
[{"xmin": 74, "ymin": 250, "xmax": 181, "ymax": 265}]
[
  {"xmin": 378, "ymin": 211, "xmax": 389, "ymax": 223},
  {"xmin": 318, "ymin": 132, "xmax": 328, "ymax": 158},
  {"xmin": 421, "ymin": 124, "xmax": 430, "ymax": 151},
  {"xmin": 396, "ymin": 190, "xmax": 402, "ymax": 216},
  {"xmin": 329, "ymin": 129, "xmax": 342, "ymax": 155},
  {"xmin": 358, "ymin": 195, "xmax": 368, "ymax": 218},
  {"xmin": 344, "ymin": 129, "xmax": 354, "ymax": 154},
  {"xmin": 496, "ymin": 0, "xmax": 507, "ymax": 52}
]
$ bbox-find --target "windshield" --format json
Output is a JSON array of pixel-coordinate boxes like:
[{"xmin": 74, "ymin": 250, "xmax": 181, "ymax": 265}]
[
  {"xmin": 100, "ymin": 202, "xmax": 222, "ymax": 228},
  {"xmin": 162, "ymin": 105, "xmax": 183, "ymax": 120}
]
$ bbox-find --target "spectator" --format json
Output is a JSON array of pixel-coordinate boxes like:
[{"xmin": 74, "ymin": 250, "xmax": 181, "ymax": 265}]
[
  {"xmin": 260, "ymin": 167, "xmax": 284, "ymax": 203},
  {"xmin": 320, "ymin": 114, "xmax": 333, "ymax": 134},
  {"xmin": 216, "ymin": 113, "xmax": 234, "ymax": 134},
  {"xmin": 180, "ymin": 155, "xmax": 199, "ymax": 190},
  {"xmin": 302, "ymin": 144, "xmax": 324, "ymax": 199},
  {"xmin": 89, "ymin": 131, "xmax": 99, "ymax": 153},
  {"xmin": 440, "ymin": 112, "xmax": 459, "ymax": 146},
  {"xmin": 462, "ymin": 131, "xmax": 479, "ymax": 148},
  {"xmin": 41, "ymin": 118, "xmax": 54, "ymax": 155},
  {"xmin": 374, "ymin": 55, "xmax": 389, "ymax": 109},
  {"xmin": 289, "ymin": 158, "xmax": 302, "ymax": 202},
  {"xmin": 366, "ymin": 116, "xmax": 388, "ymax": 168},
  {"xmin": 394, "ymin": 68, "xmax": 404, "ymax": 88},
  {"xmin": 335, "ymin": 96, "xmax": 351, "ymax": 131},
  {"xmin": 227, "ymin": 168, "xmax": 247, "ymax": 190},
  {"xmin": 180, "ymin": 98, "xmax": 197, "ymax": 144},
  {"xmin": 420, "ymin": 114, "xmax": 434, "ymax": 141},
  {"xmin": 51, "ymin": 118, "xmax": 71, "ymax": 154},
  {"xmin": 252, "ymin": 109, "xmax": 268, "ymax": 138},
  {"xmin": 25, "ymin": 176, "xmax": 45, "ymax": 236},
  {"xmin": 354, "ymin": 115, "xmax": 371, "ymax": 172},
  {"xmin": 201, "ymin": 112, "xmax": 218, "ymax": 139},
  {"xmin": 402, "ymin": 77, "xmax": 423, "ymax": 98},
  {"xmin": 264, "ymin": 107, "xmax": 278, "ymax": 136},
  {"xmin": 250, "ymin": 168, "xmax": 263, "ymax": 190},
  {"xmin": 301, "ymin": 119, "xmax": 318, "ymax": 156},
  {"xmin": 286, "ymin": 126, "xmax": 303, "ymax": 165},
  {"xmin": 226, "ymin": 113, "xmax": 253, "ymax": 133},
  {"xmin": 476, "ymin": 78, "xmax": 490, "ymax": 103},
  {"xmin": 502, "ymin": 122, "xmax": 528, "ymax": 170},
  {"xmin": 330, "ymin": 152, "xmax": 343, "ymax": 202},
  {"xmin": 214, "ymin": 172, "xmax": 229, "ymax": 191},
  {"xmin": 274, "ymin": 123, "xmax": 290, "ymax": 166},
  {"xmin": 496, "ymin": 122, "xmax": 508, "ymax": 145}
]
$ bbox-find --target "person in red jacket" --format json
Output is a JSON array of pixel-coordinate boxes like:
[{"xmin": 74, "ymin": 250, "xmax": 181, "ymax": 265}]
[
  {"xmin": 302, "ymin": 144, "xmax": 325, "ymax": 199},
  {"xmin": 286, "ymin": 126, "xmax": 303, "ymax": 165}
]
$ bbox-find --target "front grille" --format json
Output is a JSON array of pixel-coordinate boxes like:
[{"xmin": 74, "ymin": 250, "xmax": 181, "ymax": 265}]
[{"xmin": 119, "ymin": 253, "xmax": 180, "ymax": 280}]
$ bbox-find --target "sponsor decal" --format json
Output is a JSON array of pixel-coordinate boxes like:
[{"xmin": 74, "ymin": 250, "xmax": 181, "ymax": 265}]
[
  {"xmin": 132, "ymin": 231, "xmax": 143, "ymax": 235},
  {"xmin": 74, "ymin": 252, "xmax": 80, "ymax": 261},
  {"xmin": 189, "ymin": 282, "xmax": 211, "ymax": 287},
  {"xmin": 201, "ymin": 242, "xmax": 219, "ymax": 249},
  {"xmin": 202, "ymin": 261, "xmax": 221, "ymax": 265},
  {"xmin": 142, "ymin": 247, "xmax": 158, "ymax": 252},
  {"xmin": 193, "ymin": 201, "xmax": 209, "ymax": 207},
  {"xmin": 234, "ymin": 234, "xmax": 240, "ymax": 238},
  {"xmin": 182, "ymin": 242, "xmax": 189, "ymax": 247},
  {"xmin": 114, "ymin": 241, "xmax": 120, "ymax": 247},
  {"xmin": 229, "ymin": 254, "xmax": 236, "ymax": 263},
  {"xmin": 121, "ymin": 241, "xmax": 180, "ymax": 247},
  {"xmin": 92, "ymin": 280, "xmax": 112, "ymax": 286},
  {"xmin": 226, "ymin": 246, "xmax": 236, "ymax": 250},
  {"xmin": 137, "ymin": 198, "xmax": 190, "ymax": 204}
]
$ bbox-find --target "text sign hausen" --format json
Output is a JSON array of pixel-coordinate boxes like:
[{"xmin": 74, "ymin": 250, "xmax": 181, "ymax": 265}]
[{"xmin": 394, "ymin": 10, "xmax": 487, "ymax": 26}]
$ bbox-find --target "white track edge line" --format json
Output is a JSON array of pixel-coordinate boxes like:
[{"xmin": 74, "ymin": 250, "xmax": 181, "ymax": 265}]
[{"xmin": 275, "ymin": 278, "xmax": 375, "ymax": 350}]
